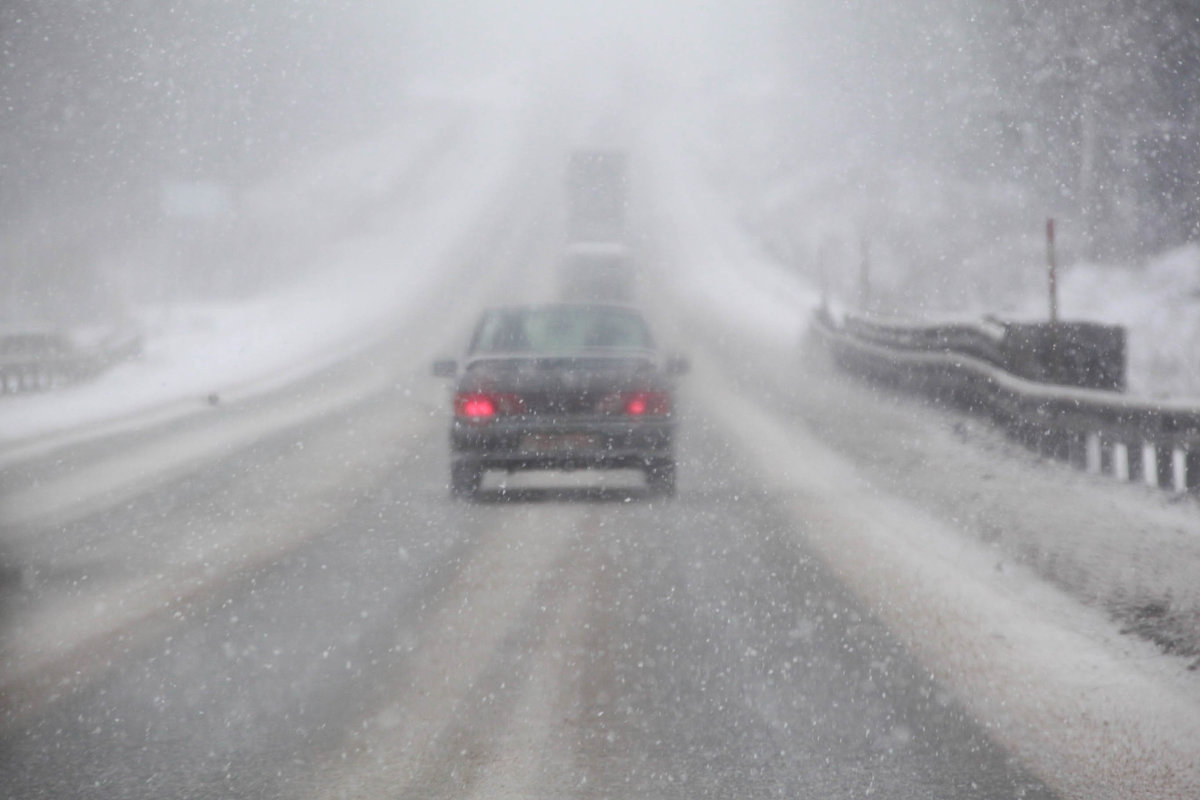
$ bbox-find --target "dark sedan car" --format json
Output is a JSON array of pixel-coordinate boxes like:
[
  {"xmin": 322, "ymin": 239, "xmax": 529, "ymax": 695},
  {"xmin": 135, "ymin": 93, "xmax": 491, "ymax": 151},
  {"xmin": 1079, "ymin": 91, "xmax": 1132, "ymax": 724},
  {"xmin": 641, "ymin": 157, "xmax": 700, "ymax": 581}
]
[{"xmin": 433, "ymin": 304, "xmax": 685, "ymax": 498}]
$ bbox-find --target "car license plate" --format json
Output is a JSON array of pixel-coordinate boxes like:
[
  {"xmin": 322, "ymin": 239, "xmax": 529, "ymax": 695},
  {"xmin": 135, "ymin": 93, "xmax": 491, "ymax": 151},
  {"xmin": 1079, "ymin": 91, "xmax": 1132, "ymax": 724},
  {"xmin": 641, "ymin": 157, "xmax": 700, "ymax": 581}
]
[{"xmin": 520, "ymin": 433, "xmax": 599, "ymax": 453}]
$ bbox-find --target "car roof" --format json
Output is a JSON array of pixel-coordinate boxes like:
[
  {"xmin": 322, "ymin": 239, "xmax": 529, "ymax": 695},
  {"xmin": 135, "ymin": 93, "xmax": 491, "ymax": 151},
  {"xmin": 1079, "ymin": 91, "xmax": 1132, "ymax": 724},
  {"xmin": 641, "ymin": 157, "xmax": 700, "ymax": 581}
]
[{"xmin": 466, "ymin": 303, "xmax": 656, "ymax": 358}]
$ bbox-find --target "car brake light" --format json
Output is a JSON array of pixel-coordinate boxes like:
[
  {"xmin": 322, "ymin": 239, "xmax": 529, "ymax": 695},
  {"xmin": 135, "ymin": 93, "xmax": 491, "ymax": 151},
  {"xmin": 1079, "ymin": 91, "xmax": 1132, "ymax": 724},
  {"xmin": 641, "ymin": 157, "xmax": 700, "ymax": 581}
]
[
  {"xmin": 596, "ymin": 391, "xmax": 671, "ymax": 416},
  {"xmin": 456, "ymin": 393, "xmax": 495, "ymax": 419},
  {"xmin": 626, "ymin": 391, "xmax": 671, "ymax": 416},
  {"xmin": 454, "ymin": 391, "xmax": 523, "ymax": 421}
]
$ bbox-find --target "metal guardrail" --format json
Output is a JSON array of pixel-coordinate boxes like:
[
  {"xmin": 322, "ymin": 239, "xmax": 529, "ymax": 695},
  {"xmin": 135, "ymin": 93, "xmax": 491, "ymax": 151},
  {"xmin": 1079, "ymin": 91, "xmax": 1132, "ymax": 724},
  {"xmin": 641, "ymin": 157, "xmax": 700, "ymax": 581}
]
[
  {"xmin": 0, "ymin": 330, "xmax": 142, "ymax": 395},
  {"xmin": 811, "ymin": 309, "xmax": 1200, "ymax": 493},
  {"xmin": 842, "ymin": 312, "xmax": 1126, "ymax": 391}
]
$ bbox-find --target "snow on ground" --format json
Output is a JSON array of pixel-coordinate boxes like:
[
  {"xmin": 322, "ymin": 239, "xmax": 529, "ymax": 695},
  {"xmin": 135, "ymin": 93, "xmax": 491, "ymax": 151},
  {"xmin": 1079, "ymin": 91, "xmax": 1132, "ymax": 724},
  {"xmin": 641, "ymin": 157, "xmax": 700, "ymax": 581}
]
[
  {"xmin": 5, "ymin": 72, "xmax": 1200, "ymax": 797},
  {"xmin": 0, "ymin": 93, "xmax": 527, "ymax": 448},
  {"xmin": 637, "ymin": 137, "xmax": 819, "ymax": 352},
  {"xmin": 682, "ymin": 82, "xmax": 1200, "ymax": 400},
  {"xmin": 640, "ymin": 109, "xmax": 1200, "ymax": 799},
  {"xmin": 717, "ymin": 374, "xmax": 1200, "ymax": 800},
  {"xmin": 1012, "ymin": 246, "xmax": 1200, "ymax": 398}
]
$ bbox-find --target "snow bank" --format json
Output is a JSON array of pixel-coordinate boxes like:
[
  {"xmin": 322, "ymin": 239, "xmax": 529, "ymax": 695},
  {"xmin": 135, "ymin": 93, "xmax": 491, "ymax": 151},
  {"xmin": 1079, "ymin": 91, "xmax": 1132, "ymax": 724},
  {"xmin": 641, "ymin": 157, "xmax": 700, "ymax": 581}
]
[
  {"xmin": 0, "ymin": 98, "xmax": 526, "ymax": 447},
  {"xmin": 640, "ymin": 119, "xmax": 819, "ymax": 352},
  {"xmin": 679, "ymin": 81, "xmax": 1200, "ymax": 400},
  {"xmin": 641, "ymin": 105, "xmax": 1200, "ymax": 800},
  {"xmin": 702, "ymin": 365, "xmax": 1200, "ymax": 800},
  {"xmin": 1010, "ymin": 246, "xmax": 1200, "ymax": 397}
]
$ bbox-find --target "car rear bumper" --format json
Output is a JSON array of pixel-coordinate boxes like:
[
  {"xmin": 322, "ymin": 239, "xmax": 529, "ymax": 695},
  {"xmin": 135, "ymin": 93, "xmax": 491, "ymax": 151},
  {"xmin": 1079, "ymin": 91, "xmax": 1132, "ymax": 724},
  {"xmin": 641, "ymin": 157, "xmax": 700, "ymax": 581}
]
[{"xmin": 450, "ymin": 417, "xmax": 674, "ymax": 471}]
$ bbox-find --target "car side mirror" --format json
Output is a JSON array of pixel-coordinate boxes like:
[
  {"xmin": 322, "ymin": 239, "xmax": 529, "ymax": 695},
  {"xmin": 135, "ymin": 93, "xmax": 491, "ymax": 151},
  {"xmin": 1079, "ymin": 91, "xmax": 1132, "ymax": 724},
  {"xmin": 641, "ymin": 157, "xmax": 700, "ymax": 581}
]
[
  {"xmin": 664, "ymin": 354, "xmax": 689, "ymax": 376},
  {"xmin": 432, "ymin": 358, "xmax": 457, "ymax": 378}
]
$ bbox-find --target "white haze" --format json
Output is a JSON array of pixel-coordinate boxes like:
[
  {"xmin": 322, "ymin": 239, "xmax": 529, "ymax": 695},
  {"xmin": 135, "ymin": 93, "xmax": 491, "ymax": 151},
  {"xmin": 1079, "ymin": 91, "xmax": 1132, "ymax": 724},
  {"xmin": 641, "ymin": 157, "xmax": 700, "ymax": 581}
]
[
  {"xmin": 5, "ymin": 7, "xmax": 1200, "ymax": 798},
  {"xmin": 3, "ymin": 0, "xmax": 1199, "ymax": 387},
  {"xmin": 0, "ymin": 1, "xmax": 894, "ymax": 320}
]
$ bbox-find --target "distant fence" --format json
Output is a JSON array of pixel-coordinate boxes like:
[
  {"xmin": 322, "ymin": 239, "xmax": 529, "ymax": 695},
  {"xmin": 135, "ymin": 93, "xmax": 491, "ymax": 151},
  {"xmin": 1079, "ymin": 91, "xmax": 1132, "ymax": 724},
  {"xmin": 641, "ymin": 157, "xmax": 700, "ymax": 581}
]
[
  {"xmin": 811, "ymin": 309, "xmax": 1200, "ymax": 493},
  {"xmin": 0, "ymin": 330, "xmax": 142, "ymax": 395}
]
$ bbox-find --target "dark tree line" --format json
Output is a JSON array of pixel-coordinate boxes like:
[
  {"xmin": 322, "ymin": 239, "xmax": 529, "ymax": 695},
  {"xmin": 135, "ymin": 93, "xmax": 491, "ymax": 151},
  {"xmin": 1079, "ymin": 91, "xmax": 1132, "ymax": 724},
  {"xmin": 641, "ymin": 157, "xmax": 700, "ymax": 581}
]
[
  {"xmin": 978, "ymin": 0, "xmax": 1200, "ymax": 257},
  {"xmin": 0, "ymin": 0, "xmax": 414, "ymax": 321},
  {"xmin": 0, "ymin": 0, "xmax": 412, "ymax": 225},
  {"xmin": 784, "ymin": 0, "xmax": 1200, "ymax": 259}
]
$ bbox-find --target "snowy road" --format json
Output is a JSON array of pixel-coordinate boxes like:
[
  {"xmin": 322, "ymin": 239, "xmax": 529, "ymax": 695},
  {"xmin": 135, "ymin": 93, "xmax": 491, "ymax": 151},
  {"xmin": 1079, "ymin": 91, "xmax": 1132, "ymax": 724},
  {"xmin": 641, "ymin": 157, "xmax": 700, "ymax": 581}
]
[
  {"xmin": 2, "ymin": 109, "xmax": 1200, "ymax": 799},
  {"xmin": 0, "ymin": 279, "xmax": 1056, "ymax": 798}
]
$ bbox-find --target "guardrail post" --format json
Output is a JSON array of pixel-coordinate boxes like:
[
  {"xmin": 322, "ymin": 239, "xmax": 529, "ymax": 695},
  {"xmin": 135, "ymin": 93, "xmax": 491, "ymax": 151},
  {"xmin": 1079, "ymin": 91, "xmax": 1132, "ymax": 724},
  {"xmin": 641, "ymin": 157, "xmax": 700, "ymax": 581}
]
[
  {"xmin": 1122, "ymin": 441, "xmax": 1142, "ymax": 482},
  {"xmin": 1186, "ymin": 449, "xmax": 1200, "ymax": 493},
  {"xmin": 1140, "ymin": 442, "xmax": 1158, "ymax": 486},
  {"xmin": 1111, "ymin": 442, "xmax": 1128, "ymax": 480},
  {"xmin": 1067, "ymin": 432, "xmax": 1088, "ymax": 470},
  {"xmin": 1085, "ymin": 432, "xmax": 1102, "ymax": 473},
  {"xmin": 1100, "ymin": 436, "xmax": 1117, "ymax": 475},
  {"xmin": 1154, "ymin": 444, "xmax": 1174, "ymax": 489}
]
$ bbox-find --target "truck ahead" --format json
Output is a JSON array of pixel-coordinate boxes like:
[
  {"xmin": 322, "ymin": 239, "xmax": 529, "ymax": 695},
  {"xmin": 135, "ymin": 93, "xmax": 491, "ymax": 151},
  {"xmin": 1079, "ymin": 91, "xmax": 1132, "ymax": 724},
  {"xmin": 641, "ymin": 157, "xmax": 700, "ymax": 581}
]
[{"xmin": 565, "ymin": 149, "xmax": 628, "ymax": 243}]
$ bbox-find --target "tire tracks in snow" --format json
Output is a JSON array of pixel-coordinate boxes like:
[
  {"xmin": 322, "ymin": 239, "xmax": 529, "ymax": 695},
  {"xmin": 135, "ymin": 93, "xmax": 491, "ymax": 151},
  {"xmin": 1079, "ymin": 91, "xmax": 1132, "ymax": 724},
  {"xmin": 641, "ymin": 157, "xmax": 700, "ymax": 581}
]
[
  {"xmin": 687, "ymin": 344, "xmax": 1200, "ymax": 800},
  {"xmin": 0, "ymin": 128, "xmax": 565, "ymax": 724},
  {"xmin": 303, "ymin": 503, "xmax": 597, "ymax": 799}
]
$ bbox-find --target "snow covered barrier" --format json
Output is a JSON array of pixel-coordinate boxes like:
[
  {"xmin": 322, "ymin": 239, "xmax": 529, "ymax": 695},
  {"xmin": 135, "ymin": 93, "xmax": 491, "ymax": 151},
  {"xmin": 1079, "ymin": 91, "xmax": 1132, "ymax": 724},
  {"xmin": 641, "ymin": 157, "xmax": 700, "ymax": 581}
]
[
  {"xmin": 812, "ymin": 310, "xmax": 1200, "ymax": 493},
  {"xmin": 1001, "ymin": 320, "xmax": 1126, "ymax": 392},
  {"xmin": 840, "ymin": 313, "xmax": 1126, "ymax": 392},
  {"xmin": 0, "ymin": 328, "xmax": 142, "ymax": 395}
]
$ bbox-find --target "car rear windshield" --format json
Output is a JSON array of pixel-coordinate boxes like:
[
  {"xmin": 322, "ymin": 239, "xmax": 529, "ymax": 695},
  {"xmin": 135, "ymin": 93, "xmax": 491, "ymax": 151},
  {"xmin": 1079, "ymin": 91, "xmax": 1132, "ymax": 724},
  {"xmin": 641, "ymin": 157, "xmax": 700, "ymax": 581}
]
[{"xmin": 470, "ymin": 307, "xmax": 652, "ymax": 354}]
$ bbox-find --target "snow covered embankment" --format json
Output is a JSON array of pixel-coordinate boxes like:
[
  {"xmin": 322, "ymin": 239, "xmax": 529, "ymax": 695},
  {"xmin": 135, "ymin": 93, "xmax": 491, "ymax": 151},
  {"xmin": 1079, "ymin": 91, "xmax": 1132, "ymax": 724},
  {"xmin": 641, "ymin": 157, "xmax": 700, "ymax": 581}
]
[
  {"xmin": 642, "ymin": 123, "xmax": 1200, "ymax": 800},
  {"xmin": 0, "ymin": 95, "xmax": 526, "ymax": 451}
]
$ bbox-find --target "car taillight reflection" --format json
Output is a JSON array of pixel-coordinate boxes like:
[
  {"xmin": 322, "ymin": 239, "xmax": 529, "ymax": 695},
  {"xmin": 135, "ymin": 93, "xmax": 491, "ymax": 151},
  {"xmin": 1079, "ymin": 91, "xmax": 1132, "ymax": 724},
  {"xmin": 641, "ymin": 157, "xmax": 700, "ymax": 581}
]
[
  {"xmin": 454, "ymin": 392, "xmax": 524, "ymax": 421},
  {"xmin": 597, "ymin": 391, "xmax": 672, "ymax": 417}
]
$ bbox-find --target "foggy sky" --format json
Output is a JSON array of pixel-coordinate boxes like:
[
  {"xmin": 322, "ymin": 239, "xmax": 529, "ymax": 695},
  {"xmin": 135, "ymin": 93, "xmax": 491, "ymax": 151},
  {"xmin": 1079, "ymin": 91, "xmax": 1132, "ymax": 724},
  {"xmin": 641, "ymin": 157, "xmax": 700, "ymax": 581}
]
[{"xmin": 3, "ymin": 1, "xmax": 1194, "ymax": 324}]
